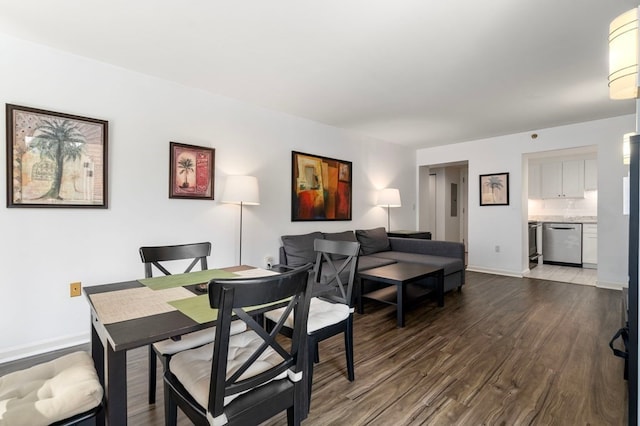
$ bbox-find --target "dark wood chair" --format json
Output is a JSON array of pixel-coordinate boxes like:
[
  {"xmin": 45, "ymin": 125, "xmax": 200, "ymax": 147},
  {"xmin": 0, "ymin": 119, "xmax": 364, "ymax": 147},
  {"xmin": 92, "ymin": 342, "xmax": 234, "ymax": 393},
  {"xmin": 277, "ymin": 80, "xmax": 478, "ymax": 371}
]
[
  {"xmin": 163, "ymin": 264, "xmax": 314, "ymax": 426},
  {"xmin": 139, "ymin": 242, "xmax": 219, "ymax": 405},
  {"xmin": 265, "ymin": 238, "xmax": 360, "ymax": 411}
]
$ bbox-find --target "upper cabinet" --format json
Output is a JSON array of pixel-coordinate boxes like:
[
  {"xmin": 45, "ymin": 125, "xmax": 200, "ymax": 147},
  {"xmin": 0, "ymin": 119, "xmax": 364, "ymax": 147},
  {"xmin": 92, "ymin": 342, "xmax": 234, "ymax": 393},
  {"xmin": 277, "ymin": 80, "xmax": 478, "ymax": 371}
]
[
  {"xmin": 528, "ymin": 150, "xmax": 597, "ymax": 200},
  {"xmin": 535, "ymin": 159, "xmax": 586, "ymax": 199}
]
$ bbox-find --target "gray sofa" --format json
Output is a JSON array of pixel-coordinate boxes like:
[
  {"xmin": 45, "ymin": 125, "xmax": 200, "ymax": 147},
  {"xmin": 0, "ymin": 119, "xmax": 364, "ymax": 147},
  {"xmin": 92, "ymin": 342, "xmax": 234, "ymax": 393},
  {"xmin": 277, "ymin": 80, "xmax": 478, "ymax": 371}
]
[{"xmin": 279, "ymin": 227, "xmax": 465, "ymax": 293}]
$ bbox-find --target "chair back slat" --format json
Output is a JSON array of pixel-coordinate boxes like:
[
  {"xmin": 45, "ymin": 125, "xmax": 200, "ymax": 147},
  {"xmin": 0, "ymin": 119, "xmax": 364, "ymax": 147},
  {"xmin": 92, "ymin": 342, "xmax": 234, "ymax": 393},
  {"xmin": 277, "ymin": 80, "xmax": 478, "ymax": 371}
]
[
  {"xmin": 313, "ymin": 239, "xmax": 360, "ymax": 305},
  {"xmin": 206, "ymin": 264, "xmax": 313, "ymax": 417},
  {"xmin": 139, "ymin": 242, "xmax": 211, "ymax": 277}
]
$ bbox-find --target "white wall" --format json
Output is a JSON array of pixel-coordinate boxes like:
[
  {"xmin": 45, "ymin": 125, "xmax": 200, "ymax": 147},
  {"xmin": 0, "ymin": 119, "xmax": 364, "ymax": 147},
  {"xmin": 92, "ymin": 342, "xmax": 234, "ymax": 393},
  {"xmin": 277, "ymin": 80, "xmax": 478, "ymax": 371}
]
[
  {"xmin": 417, "ymin": 115, "xmax": 633, "ymax": 287},
  {"xmin": 0, "ymin": 34, "xmax": 416, "ymax": 361}
]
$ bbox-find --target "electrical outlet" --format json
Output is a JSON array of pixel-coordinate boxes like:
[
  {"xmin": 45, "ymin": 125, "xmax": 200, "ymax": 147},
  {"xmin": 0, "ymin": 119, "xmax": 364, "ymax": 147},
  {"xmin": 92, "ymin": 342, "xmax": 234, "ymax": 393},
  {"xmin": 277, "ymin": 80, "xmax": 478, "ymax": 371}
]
[
  {"xmin": 264, "ymin": 256, "xmax": 274, "ymax": 269},
  {"xmin": 70, "ymin": 282, "xmax": 82, "ymax": 297},
  {"xmin": 495, "ymin": 245, "xmax": 500, "ymax": 253}
]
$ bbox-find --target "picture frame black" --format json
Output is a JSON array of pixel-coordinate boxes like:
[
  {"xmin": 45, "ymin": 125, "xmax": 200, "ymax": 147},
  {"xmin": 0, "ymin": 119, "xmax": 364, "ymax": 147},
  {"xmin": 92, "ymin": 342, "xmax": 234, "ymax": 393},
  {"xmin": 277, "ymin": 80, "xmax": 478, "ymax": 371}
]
[
  {"xmin": 291, "ymin": 151, "xmax": 352, "ymax": 221},
  {"xmin": 169, "ymin": 142, "xmax": 215, "ymax": 200},
  {"xmin": 6, "ymin": 104, "xmax": 108, "ymax": 208},
  {"xmin": 479, "ymin": 172, "xmax": 509, "ymax": 206}
]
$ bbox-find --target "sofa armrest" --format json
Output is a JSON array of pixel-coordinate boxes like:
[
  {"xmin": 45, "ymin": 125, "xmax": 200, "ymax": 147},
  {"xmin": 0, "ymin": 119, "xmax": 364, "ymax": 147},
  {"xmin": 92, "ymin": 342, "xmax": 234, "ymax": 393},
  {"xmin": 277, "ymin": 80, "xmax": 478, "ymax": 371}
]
[
  {"xmin": 271, "ymin": 263, "xmax": 294, "ymax": 271},
  {"xmin": 388, "ymin": 237, "xmax": 465, "ymax": 261}
]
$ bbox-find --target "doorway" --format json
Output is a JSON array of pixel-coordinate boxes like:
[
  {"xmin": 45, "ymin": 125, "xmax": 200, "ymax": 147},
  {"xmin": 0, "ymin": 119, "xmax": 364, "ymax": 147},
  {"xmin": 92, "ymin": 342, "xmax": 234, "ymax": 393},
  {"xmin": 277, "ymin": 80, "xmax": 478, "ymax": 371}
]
[
  {"xmin": 523, "ymin": 147, "xmax": 598, "ymax": 286},
  {"xmin": 419, "ymin": 162, "xmax": 468, "ymax": 249}
]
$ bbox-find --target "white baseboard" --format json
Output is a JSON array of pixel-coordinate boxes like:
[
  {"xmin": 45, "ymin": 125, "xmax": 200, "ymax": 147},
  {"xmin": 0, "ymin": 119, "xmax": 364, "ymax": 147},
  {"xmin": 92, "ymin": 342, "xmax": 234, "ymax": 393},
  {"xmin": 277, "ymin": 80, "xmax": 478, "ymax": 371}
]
[
  {"xmin": 465, "ymin": 266, "xmax": 523, "ymax": 278},
  {"xmin": 596, "ymin": 280, "xmax": 626, "ymax": 291},
  {"xmin": 0, "ymin": 333, "xmax": 90, "ymax": 364}
]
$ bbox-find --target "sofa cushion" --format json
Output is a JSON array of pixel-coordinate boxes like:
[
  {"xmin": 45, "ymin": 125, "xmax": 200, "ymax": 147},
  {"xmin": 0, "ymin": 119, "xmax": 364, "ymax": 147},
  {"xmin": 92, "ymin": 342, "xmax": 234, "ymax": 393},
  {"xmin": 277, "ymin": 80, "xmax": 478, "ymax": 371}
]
[
  {"xmin": 281, "ymin": 231, "xmax": 323, "ymax": 267},
  {"xmin": 369, "ymin": 251, "xmax": 463, "ymax": 276},
  {"xmin": 357, "ymin": 255, "xmax": 397, "ymax": 271},
  {"xmin": 355, "ymin": 227, "xmax": 391, "ymax": 255}
]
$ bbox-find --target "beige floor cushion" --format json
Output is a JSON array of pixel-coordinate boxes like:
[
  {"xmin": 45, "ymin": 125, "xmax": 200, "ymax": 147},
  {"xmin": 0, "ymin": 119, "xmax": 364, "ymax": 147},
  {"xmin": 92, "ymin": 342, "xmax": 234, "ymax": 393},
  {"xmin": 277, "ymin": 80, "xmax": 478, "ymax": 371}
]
[{"xmin": 0, "ymin": 351, "xmax": 103, "ymax": 426}]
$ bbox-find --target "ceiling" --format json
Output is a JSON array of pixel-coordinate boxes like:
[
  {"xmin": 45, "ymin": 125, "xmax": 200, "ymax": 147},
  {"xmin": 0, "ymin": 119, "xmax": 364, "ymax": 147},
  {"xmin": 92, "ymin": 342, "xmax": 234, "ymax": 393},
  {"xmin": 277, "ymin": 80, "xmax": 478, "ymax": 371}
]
[{"xmin": 0, "ymin": 0, "xmax": 637, "ymax": 149}]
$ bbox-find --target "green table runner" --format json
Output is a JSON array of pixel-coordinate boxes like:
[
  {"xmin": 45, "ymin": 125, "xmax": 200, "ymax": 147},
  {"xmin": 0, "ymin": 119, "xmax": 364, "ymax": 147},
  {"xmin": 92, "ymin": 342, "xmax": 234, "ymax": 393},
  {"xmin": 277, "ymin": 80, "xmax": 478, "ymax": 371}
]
[
  {"xmin": 168, "ymin": 296, "xmax": 291, "ymax": 324},
  {"xmin": 139, "ymin": 269, "xmax": 238, "ymax": 290},
  {"xmin": 138, "ymin": 268, "xmax": 283, "ymax": 324},
  {"xmin": 168, "ymin": 295, "xmax": 219, "ymax": 323}
]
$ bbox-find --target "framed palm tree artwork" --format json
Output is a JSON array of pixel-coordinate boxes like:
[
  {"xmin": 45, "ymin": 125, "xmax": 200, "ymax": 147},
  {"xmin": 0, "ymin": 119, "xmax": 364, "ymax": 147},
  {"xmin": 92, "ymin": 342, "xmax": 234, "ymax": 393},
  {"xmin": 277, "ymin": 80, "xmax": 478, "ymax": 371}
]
[
  {"xmin": 479, "ymin": 172, "xmax": 509, "ymax": 206},
  {"xmin": 6, "ymin": 104, "xmax": 108, "ymax": 208},
  {"xmin": 169, "ymin": 142, "xmax": 215, "ymax": 200}
]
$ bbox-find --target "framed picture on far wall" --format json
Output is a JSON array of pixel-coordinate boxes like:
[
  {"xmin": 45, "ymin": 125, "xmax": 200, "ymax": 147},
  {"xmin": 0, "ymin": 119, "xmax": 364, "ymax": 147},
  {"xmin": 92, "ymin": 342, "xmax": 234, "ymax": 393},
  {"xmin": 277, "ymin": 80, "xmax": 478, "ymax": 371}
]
[
  {"xmin": 169, "ymin": 142, "xmax": 215, "ymax": 200},
  {"xmin": 291, "ymin": 151, "xmax": 352, "ymax": 221},
  {"xmin": 6, "ymin": 104, "xmax": 108, "ymax": 208},
  {"xmin": 479, "ymin": 172, "xmax": 509, "ymax": 206}
]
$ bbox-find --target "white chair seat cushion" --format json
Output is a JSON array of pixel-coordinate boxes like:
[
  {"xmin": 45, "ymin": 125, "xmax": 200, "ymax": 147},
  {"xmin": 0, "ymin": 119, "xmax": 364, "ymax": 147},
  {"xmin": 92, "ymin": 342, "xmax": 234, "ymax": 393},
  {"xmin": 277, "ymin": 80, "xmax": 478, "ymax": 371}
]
[
  {"xmin": 264, "ymin": 297, "xmax": 350, "ymax": 333},
  {"xmin": 170, "ymin": 330, "xmax": 286, "ymax": 408},
  {"xmin": 153, "ymin": 320, "xmax": 247, "ymax": 355},
  {"xmin": 0, "ymin": 351, "xmax": 103, "ymax": 426}
]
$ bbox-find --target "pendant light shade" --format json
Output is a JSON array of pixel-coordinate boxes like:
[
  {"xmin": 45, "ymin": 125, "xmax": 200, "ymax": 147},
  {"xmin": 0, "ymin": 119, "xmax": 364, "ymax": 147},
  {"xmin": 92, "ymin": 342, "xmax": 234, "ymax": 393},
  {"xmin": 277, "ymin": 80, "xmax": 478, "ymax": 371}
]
[{"xmin": 609, "ymin": 7, "xmax": 639, "ymax": 100}]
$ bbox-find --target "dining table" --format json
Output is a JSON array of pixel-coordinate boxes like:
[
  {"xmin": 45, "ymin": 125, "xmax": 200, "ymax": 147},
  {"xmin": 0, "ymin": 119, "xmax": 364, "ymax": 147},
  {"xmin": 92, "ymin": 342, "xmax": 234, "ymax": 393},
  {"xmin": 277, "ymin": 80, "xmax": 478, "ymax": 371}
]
[{"xmin": 83, "ymin": 265, "xmax": 281, "ymax": 425}]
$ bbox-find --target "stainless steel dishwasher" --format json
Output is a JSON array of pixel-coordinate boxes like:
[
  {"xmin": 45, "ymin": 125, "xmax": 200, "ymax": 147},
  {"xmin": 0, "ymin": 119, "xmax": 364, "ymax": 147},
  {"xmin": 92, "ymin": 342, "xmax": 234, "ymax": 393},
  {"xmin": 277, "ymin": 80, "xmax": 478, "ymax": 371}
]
[{"xmin": 542, "ymin": 222, "xmax": 582, "ymax": 267}]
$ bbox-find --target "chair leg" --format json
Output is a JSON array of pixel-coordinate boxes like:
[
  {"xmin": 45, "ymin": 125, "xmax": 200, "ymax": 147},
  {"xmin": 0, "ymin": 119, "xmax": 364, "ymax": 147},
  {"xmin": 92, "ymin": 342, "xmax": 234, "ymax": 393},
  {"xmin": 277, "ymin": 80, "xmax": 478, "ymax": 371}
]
[
  {"xmin": 265, "ymin": 317, "xmax": 274, "ymax": 333},
  {"xmin": 345, "ymin": 316, "xmax": 355, "ymax": 381},
  {"xmin": 314, "ymin": 341, "xmax": 320, "ymax": 363},
  {"xmin": 148, "ymin": 345, "xmax": 156, "ymax": 404},
  {"xmin": 306, "ymin": 337, "xmax": 316, "ymax": 411},
  {"xmin": 287, "ymin": 404, "xmax": 302, "ymax": 426},
  {"xmin": 163, "ymin": 380, "xmax": 178, "ymax": 426}
]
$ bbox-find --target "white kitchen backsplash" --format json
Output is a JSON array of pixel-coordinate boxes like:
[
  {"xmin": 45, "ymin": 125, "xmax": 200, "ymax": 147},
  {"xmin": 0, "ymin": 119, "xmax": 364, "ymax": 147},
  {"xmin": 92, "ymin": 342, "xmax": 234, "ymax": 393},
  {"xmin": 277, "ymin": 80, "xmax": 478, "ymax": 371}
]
[{"xmin": 528, "ymin": 190, "xmax": 598, "ymax": 217}]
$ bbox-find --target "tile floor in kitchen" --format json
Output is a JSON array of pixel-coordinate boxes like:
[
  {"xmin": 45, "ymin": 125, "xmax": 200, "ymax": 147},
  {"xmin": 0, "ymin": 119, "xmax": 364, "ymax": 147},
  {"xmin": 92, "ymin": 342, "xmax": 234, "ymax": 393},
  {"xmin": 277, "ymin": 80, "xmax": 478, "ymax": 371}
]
[{"xmin": 524, "ymin": 263, "xmax": 598, "ymax": 286}]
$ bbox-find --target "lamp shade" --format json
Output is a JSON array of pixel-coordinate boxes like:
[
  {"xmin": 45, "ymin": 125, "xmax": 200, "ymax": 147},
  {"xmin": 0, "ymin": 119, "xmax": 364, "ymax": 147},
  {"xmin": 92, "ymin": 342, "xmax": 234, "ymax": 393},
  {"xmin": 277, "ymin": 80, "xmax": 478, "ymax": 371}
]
[
  {"xmin": 609, "ymin": 7, "xmax": 639, "ymax": 100},
  {"xmin": 376, "ymin": 188, "xmax": 401, "ymax": 207},
  {"xmin": 221, "ymin": 175, "xmax": 260, "ymax": 205}
]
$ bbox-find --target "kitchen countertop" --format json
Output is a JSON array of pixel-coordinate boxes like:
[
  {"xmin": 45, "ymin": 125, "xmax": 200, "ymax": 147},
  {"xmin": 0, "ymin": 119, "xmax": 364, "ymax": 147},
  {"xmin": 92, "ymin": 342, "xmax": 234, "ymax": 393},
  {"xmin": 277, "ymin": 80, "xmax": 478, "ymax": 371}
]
[{"xmin": 528, "ymin": 215, "xmax": 597, "ymax": 224}]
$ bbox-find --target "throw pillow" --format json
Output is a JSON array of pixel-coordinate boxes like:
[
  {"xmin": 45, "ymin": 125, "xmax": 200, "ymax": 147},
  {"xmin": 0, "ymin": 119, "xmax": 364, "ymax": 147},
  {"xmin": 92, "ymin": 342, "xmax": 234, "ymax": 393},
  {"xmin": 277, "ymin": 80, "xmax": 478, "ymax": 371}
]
[
  {"xmin": 355, "ymin": 227, "xmax": 391, "ymax": 255},
  {"xmin": 281, "ymin": 231, "xmax": 324, "ymax": 267},
  {"xmin": 322, "ymin": 230, "xmax": 357, "ymax": 242}
]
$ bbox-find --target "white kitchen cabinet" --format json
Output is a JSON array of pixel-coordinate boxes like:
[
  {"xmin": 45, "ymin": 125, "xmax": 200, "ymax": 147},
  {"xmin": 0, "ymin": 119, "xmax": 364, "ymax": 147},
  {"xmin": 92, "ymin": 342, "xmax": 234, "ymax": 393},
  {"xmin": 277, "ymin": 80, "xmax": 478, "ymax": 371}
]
[
  {"xmin": 528, "ymin": 163, "xmax": 541, "ymax": 199},
  {"xmin": 582, "ymin": 223, "xmax": 597, "ymax": 268},
  {"xmin": 540, "ymin": 160, "xmax": 584, "ymax": 199},
  {"xmin": 584, "ymin": 158, "xmax": 598, "ymax": 190}
]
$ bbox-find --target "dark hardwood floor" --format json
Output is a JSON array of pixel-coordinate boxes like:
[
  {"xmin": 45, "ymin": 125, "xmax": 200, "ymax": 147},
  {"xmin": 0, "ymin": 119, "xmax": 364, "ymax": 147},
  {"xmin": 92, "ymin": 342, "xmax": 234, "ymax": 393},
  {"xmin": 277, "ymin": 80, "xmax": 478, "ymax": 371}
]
[{"xmin": 1, "ymin": 272, "xmax": 628, "ymax": 425}]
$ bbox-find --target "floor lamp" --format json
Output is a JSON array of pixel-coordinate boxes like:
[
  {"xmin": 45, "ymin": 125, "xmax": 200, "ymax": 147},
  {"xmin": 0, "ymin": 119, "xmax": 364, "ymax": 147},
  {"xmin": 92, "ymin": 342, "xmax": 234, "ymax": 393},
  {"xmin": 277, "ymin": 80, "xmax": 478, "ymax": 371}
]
[
  {"xmin": 222, "ymin": 175, "xmax": 260, "ymax": 265},
  {"xmin": 609, "ymin": 8, "xmax": 639, "ymax": 424},
  {"xmin": 376, "ymin": 188, "xmax": 401, "ymax": 232}
]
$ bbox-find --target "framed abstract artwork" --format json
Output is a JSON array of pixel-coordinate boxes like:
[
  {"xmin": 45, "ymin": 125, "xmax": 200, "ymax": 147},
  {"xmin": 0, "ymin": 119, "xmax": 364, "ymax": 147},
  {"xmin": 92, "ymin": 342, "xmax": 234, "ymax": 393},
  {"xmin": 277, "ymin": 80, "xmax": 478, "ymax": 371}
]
[
  {"xmin": 291, "ymin": 151, "xmax": 352, "ymax": 221},
  {"xmin": 479, "ymin": 172, "xmax": 509, "ymax": 206},
  {"xmin": 169, "ymin": 142, "xmax": 215, "ymax": 200},
  {"xmin": 6, "ymin": 104, "xmax": 108, "ymax": 208}
]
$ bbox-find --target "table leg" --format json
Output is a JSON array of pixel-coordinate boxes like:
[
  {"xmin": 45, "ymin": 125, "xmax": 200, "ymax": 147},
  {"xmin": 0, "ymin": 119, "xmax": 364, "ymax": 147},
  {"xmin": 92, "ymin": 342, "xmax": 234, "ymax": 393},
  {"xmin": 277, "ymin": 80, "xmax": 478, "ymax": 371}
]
[
  {"xmin": 91, "ymin": 323, "xmax": 105, "ymax": 426},
  {"xmin": 357, "ymin": 278, "xmax": 364, "ymax": 314},
  {"xmin": 105, "ymin": 344, "xmax": 128, "ymax": 425},
  {"xmin": 90, "ymin": 312, "xmax": 128, "ymax": 425},
  {"xmin": 397, "ymin": 282, "xmax": 405, "ymax": 328}
]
